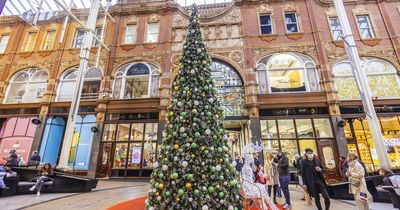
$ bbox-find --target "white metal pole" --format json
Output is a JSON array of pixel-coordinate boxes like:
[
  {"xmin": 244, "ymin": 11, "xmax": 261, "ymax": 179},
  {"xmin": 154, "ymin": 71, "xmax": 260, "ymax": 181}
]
[
  {"xmin": 57, "ymin": 0, "xmax": 101, "ymax": 169},
  {"xmin": 333, "ymin": 0, "xmax": 391, "ymax": 169},
  {"xmin": 95, "ymin": 1, "xmax": 109, "ymax": 68}
]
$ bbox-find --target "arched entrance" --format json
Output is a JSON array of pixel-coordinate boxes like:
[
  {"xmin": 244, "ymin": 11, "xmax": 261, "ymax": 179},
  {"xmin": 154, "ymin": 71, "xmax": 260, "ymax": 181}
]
[{"xmin": 210, "ymin": 59, "xmax": 248, "ymax": 155}]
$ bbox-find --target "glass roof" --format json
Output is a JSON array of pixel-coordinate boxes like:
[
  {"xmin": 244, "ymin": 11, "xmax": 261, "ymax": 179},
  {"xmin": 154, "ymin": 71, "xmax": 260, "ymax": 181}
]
[
  {"xmin": 175, "ymin": 0, "xmax": 231, "ymax": 7},
  {"xmin": 0, "ymin": 0, "xmax": 118, "ymax": 17}
]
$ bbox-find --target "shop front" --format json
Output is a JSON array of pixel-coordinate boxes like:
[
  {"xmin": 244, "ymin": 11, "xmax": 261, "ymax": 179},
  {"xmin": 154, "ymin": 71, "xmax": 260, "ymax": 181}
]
[
  {"xmin": 259, "ymin": 107, "xmax": 340, "ymax": 182},
  {"xmin": 97, "ymin": 113, "xmax": 159, "ymax": 178},
  {"xmin": 0, "ymin": 116, "xmax": 38, "ymax": 164},
  {"xmin": 38, "ymin": 105, "xmax": 97, "ymax": 174},
  {"xmin": 341, "ymin": 105, "xmax": 400, "ymax": 172}
]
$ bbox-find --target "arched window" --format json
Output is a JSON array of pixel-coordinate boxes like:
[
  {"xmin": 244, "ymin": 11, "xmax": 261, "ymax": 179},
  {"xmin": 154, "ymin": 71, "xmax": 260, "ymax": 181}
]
[
  {"xmin": 113, "ymin": 62, "xmax": 160, "ymax": 99},
  {"xmin": 257, "ymin": 53, "xmax": 319, "ymax": 93},
  {"xmin": 5, "ymin": 68, "xmax": 48, "ymax": 103},
  {"xmin": 57, "ymin": 67, "xmax": 102, "ymax": 101},
  {"xmin": 333, "ymin": 58, "xmax": 400, "ymax": 100},
  {"xmin": 211, "ymin": 60, "xmax": 246, "ymax": 116}
]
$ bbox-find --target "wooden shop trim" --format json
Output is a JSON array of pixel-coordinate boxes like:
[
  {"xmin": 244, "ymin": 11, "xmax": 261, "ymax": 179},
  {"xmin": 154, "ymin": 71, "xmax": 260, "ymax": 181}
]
[
  {"xmin": 106, "ymin": 98, "xmax": 160, "ymax": 111},
  {"xmin": 339, "ymin": 98, "xmax": 400, "ymax": 106},
  {"xmin": 285, "ymin": 32, "xmax": 305, "ymax": 41},
  {"xmin": 47, "ymin": 101, "xmax": 97, "ymax": 107},
  {"xmin": 257, "ymin": 92, "xmax": 327, "ymax": 108},
  {"xmin": 0, "ymin": 103, "xmax": 41, "ymax": 109}
]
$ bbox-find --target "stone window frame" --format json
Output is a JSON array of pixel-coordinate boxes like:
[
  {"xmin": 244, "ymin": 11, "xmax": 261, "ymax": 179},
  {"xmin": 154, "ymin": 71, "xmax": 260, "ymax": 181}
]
[
  {"xmin": 282, "ymin": 11, "xmax": 301, "ymax": 34},
  {"xmin": 0, "ymin": 33, "xmax": 11, "ymax": 54},
  {"xmin": 40, "ymin": 29, "xmax": 58, "ymax": 51},
  {"xmin": 326, "ymin": 16, "xmax": 342, "ymax": 41},
  {"xmin": 257, "ymin": 5, "xmax": 276, "ymax": 36},
  {"xmin": 352, "ymin": 8, "xmax": 379, "ymax": 41},
  {"xmin": 21, "ymin": 30, "xmax": 39, "ymax": 52},
  {"xmin": 72, "ymin": 28, "xmax": 85, "ymax": 49},
  {"xmin": 123, "ymin": 22, "xmax": 138, "ymax": 45},
  {"xmin": 144, "ymin": 15, "xmax": 160, "ymax": 44}
]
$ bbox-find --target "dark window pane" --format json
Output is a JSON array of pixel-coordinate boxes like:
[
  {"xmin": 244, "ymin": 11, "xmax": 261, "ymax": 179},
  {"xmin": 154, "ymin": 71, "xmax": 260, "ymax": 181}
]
[
  {"xmin": 261, "ymin": 26, "xmax": 272, "ymax": 34},
  {"xmin": 127, "ymin": 63, "xmax": 150, "ymax": 75},
  {"xmin": 287, "ymin": 24, "xmax": 298, "ymax": 33},
  {"xmin": 259, "ymin": 15, "xmax": 271, "ymax": 25},
  {"xmin": 284, "ymin": 13, "xmax": 297, "ymax": 24}
]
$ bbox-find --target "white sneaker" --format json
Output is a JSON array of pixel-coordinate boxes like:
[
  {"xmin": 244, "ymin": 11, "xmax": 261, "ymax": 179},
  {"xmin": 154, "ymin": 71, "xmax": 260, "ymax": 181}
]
[
  {"xmin": 29, "ymin": 186, "xmax": 35, "ymax": 191},
  {"xmin": 36, "ymin": 191, "xmax": 40, "ymax": 196},
  {"xmin": 283, "ymin": 204, "xmax": 292, "ymax": 209}
]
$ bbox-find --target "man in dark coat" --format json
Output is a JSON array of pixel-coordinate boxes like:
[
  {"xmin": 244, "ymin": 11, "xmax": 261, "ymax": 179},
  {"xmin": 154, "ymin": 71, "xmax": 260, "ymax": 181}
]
[
  {"xmin": 301, "ymin": 148, "xmax": 330, "ymax": 210},
  {"xmin": 277, "ymin": 149, "xmax": 291, "ymax": 209}
]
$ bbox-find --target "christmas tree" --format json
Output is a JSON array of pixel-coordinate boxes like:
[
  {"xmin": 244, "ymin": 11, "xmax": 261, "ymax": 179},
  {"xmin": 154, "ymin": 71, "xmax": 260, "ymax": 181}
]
[{"xmin": 146, "ymin": 5, "xmax": 242, "ymax": 210}]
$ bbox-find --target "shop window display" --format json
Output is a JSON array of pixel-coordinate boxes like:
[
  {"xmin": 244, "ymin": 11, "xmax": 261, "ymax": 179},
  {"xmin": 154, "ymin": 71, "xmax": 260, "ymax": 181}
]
[
  {"xmin": 333, "ymin": 57, "xmax": 400, "ymax": 100},
  {"xmin": 256, "ymin": 53, "xmax": 320, "ymax": 93},
  {"xmin": 4, "ymin": 68, "xmax": 48, "ymax": 104},
  {"xmin": 0, "ymin": 117, "xmax": 38, "ymax": 164},
  {"xmin": 39, "ymin": 117, "xmax": 66, "ymax": 165},
  {"xmin": 260, "ymin": 118, "xmax": 334, "ymax": 170},
  {"xmin": 113, "ymin": 62, "xmax": 160, "ymax": 99},
  {"xmin": 101, "ymin": 122, "xmax": 158, "ymax": 177},
  {"xmin": 57, "ymin": 67, "xmax": 102, "ymax": 101},
  {"xmin": 67, "ymin": 115, "xmax": 96, "ymax": 170}
]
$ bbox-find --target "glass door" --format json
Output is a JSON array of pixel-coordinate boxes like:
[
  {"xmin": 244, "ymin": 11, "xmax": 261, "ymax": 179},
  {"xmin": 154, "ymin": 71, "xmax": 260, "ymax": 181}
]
[
  {"xmin": 96, "ymin": 143, "xmax": 113, "ymax": 178},
  {"xmin": 317, "ymin": 139, "xmax": 340, "ymax": 183}
]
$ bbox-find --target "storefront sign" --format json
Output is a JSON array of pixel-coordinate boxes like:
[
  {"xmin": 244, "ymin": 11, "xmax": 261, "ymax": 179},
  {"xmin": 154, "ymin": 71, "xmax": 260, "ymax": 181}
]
[
  {"xmin": 131, "ymin": 147, "xmax": 141, "ymax": 164},
  {"xmin": 340, "ymin": 105, "xmax": 400, "ymax": 114},
  {"xmin": 107, "ymin": 113, "xmax": 159, "ymax": 121},
  {"xmin": 260, "ymin": 107, "xmax": 329, "ymax": 116}
]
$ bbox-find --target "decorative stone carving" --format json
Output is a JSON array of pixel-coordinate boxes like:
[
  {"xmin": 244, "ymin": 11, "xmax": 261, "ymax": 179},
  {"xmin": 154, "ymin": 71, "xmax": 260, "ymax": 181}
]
[
  {"xmin": 148, "ymin": 14, "xmax": 160, "ymax": 23},
  {"xmin": 126, "ymin": 15, "xmax": 138, "ymax": 23},
  {"xmin": 229, "ymin": 50, "xmax": 243, "ymax": 63},
  {"xmin": 223, "ymin": 7, "xmax": 241, "ymax": 22},
  {"xmin": 253, "ymin": 45, "xmax": 318, "ymax": 63},
  {"xmin": 173, "ymin": 14, "xmax": 188, "ymax": 27},
  {"xmin": 282, "ymin": 1, "xmax": 299, "ymax": 11},
  {"xmin": 257, "ymin": 4, "xmax": 273, "ymax": 13}
]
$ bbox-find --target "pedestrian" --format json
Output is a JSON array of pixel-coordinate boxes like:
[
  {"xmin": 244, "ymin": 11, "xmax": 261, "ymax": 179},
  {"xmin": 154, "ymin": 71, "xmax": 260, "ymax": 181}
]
[
  {"xmin": 2, "ymin": 149, "xmax": 18, "ymax": 166},
  {"xmin": 276, "ymin": 149, "xmax": 291, "ymax": 209},
  {"xmin": 346, "ymin": 153, "xmax": 372, "ymax": 210},
  {"xmin": 18, "ymin": 156, "xmax": 26, "ymax": 166},
  {"xmin": 29, "ymin": 163, "xmax": 54, "ymax": 196},
  {"xmin": 339, "ymin": 156, "xmax": 347, "ymax": 180},
  {"xmin": 296, "ymin": 154, "xmax": 308, "ymax": 201},
  {"xmin": 264, "ymin": 152, "xmax": 279, "ymax": 204},
  {"xmin": 28, "ymin": 151, "xmax": 41, "ymax": 166},
  {"xmin": 253, "ymin": 153, "xmax": 261, "ymax": 182},
  {"xmin": 234, "ymin": 152, "xmax": 244, "ymax": 172},
  {"xmin": 301, "ymin": 148, "xmax": 330, "ymax": 210},
  {"xmin": 0, "ymin": 164, "xmax": 8, "ymax": 189},
  {"xmin": 379, "ymin": 167, "xmax": 395, "ymax": 186}
]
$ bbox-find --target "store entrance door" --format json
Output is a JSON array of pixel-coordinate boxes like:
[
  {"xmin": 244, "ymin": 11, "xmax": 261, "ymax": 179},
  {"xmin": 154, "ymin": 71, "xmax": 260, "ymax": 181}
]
[
  {"xmin": 317, "ymin": 139, "xmax": 340, "ymax": 183},
  {"xmin": 96, "ymin": 143, "xmax": 113, "ymax": 178}
]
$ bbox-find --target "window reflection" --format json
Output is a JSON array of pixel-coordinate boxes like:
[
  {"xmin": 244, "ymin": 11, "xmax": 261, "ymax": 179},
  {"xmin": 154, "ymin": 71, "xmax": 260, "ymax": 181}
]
[
  {"xmin": 296, "ymin": 119, "xmax": 314, "ymax": 138},
  {"xmin": 117, "ymin": 124, "xmax": 130, "ymax": 141},
  {"xmin": 299, "ymin": 140, "xmax": 317, "ymax": 155},
  {"xmin": 113, "ymin": 143, "xmax": 128, "ymax": 168},
  {"xmin": 261, "ymin": 120, "xmax": 278, "ymax": 139},
  {"xmin": 322, "ymin": 146, "xmax": 336, "ymax": 169},
  {"xmin": 131, "ymin": 124, "xmax": 144, "ymax": 141},
  {"xmin": 280, "ymin": 140, "xmax": 299, "ymax": 168},
  {"xmin": 314, "ymin": 119, "xmax": 333, "ymax": 138},
  {"xmin": 278, "ymin": 120, "xmax": 296, "ymax": 138}
]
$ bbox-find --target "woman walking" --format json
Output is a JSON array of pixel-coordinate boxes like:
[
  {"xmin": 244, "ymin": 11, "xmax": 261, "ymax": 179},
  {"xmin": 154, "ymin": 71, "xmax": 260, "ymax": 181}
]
[
  {"xmin": 346, "ymin": 153, "xmax": 372, "ymax": 210},
  {"xmin": 264, "ymin": 153, "xmax": 279, "ymax": 204},
  {"xmin": 29, "ymin": 163, "xmax": 54, "ymax": 196}
]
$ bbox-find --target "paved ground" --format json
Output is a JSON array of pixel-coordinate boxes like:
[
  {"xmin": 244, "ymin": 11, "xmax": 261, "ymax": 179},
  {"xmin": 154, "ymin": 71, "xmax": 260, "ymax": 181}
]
[{"xmin": 0, "ymin": 180, "xmax": 396, "ymax": 210}]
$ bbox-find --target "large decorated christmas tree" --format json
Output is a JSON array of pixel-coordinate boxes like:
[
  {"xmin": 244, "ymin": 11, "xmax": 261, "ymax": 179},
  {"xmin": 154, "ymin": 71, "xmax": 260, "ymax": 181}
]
[{"xmin": 146, "ymin": 5, "xmax": 242, "ymax": 210}]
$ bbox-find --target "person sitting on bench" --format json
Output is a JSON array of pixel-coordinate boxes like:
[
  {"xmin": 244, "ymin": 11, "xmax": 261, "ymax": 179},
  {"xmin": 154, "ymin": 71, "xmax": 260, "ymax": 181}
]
[
  {"xmin": 29, "ymin": 163, "xmax": 54, "ymax": 196},
  {"xmin": 0, "ymin": 163, "xmax": 17, "ymax": 190}
]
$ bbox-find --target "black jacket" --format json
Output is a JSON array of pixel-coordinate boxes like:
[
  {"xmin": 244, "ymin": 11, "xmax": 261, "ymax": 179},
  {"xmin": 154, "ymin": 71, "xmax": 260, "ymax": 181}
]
[
  {"xmin": 278, "ymin": 154, "xmax": 290, "ymax": 176},
  {"xmin": 300, "ymin": 157, "xmax": 326, "ymax": 197},
  {"xmin": 383, "ymin": 172, "xmax": 395, "ymax": 186}
]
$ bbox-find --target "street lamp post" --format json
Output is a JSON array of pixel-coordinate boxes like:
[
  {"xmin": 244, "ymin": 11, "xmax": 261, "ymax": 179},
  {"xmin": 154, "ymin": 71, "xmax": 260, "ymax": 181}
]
[
  {"xmin": 333, "ymin": 0, "xmax": 391, "ymax": 169},
  {"xmin": 57, "ymin": 0, "xmax": 101, "ymax": 170}
]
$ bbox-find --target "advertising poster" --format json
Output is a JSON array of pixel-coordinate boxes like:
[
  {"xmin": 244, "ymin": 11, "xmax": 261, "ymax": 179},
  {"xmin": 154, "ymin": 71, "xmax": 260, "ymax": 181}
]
[{"xmin": 131, "ymin": 147, "xmax": 141, "ymax": 164}]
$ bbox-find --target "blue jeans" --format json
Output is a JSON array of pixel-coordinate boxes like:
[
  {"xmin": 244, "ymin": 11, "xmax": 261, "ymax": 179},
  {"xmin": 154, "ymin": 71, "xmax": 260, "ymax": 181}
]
[{"xmin": 279, "ymin": 175, "xmax": 291, "ymax": 206}]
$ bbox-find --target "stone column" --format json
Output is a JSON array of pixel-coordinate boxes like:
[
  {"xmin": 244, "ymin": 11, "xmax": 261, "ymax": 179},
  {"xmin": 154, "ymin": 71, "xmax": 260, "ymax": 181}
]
[{"xmin": 87, "ymin": 103, "xmax": 106, "ymax": 179}]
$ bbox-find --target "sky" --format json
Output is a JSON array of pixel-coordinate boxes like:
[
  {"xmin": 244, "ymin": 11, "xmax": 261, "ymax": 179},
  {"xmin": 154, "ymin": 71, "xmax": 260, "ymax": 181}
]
[{"xmin": 1, "ymin": 0, "xmax": 232, "ymax": 16}]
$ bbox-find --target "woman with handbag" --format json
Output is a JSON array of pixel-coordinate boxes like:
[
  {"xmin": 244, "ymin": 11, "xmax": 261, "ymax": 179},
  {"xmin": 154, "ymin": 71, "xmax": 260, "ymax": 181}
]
[
  {"xmin": 264, "ymin": 153, "xmax": 279, "ymax": 204},
  {"xmin": 346, "ymin": 153, "xmax": 372, "ymax": 210}
]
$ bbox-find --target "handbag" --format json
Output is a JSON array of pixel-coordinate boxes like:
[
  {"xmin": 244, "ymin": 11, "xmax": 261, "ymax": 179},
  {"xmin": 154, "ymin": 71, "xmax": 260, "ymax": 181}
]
[{"xmin": 349, "ymin": 177, "xmax": 361, "ymax": 187}]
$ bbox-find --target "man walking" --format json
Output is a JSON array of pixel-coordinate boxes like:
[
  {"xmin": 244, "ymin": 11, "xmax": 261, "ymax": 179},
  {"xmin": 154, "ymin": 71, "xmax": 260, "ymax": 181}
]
[
  {"xmin": 301, "ymin": 148, "xmax": 330, "ymax": 210},
  {"xmin": 277, "ymin": 149, "xmax": 291, "ymax": 209}
]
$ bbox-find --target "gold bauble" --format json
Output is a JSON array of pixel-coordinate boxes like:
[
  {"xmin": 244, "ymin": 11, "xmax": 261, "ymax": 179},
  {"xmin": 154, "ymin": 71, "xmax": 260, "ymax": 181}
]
[{"xmin": 185, "ymin": 183, "xmax": 192, "ymax": 189}]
